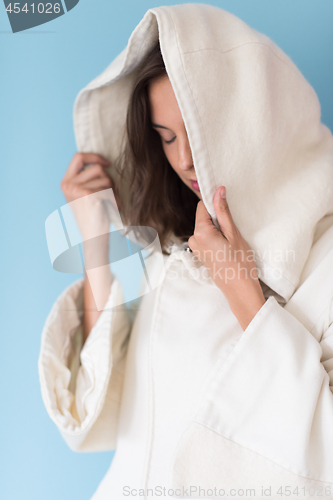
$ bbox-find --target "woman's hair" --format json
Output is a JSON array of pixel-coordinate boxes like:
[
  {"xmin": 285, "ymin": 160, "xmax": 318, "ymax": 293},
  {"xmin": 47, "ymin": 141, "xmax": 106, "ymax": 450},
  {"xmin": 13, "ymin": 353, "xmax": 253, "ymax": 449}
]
[{"xmin": 115, "ymin": 41, "xmax": 198, "ymax": 255}]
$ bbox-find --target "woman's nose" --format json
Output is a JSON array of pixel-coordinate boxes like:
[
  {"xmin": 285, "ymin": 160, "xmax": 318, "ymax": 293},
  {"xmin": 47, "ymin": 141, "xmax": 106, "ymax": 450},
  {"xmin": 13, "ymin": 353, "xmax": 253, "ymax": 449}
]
[{"xmin": 178, "ymin": 136, "xmax": 194, "ymax": 171}]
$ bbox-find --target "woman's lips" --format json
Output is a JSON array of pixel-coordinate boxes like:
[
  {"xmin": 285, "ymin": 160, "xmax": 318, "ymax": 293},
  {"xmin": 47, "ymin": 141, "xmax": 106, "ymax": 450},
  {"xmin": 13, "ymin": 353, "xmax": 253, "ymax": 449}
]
[{"xmin": 190, "ymin": 180, "xmax": 200, "ymax": 191}]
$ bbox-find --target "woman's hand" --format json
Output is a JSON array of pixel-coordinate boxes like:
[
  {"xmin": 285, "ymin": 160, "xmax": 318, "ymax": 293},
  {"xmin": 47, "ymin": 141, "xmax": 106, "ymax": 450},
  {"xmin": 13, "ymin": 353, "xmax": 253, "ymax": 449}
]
[
  {"xmin": 61, "ymin": 152, "xmax": 113, "ymax": 203},
  {"xmin": 188, "ymin": 186, "xmax": 266, "ymax": 331},
  {"xmin": 60, "ymin": 152, "xmax": 118, "ymax": 344},
  {"xmin": 60, "ymin": 152, "xmax": 119, "ymax": 242}
]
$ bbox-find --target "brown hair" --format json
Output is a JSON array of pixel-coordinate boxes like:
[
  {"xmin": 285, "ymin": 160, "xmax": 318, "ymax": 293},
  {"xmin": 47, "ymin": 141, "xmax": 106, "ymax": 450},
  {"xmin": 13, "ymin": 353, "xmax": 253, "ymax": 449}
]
[{"xmin": 115, "ymin": 42, "xmax": 198, "ymax": 255}]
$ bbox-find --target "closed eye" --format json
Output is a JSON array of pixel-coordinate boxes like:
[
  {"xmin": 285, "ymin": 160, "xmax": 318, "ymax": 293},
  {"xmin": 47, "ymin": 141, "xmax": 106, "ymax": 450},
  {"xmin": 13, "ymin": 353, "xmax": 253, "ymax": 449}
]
[
  {"xmin": 164, "ymin": 136, "xmax": 176, "ymax": 145},
  {"xmin": 151, "ymin": 124, "xmax": 176, "ymax": 145}
]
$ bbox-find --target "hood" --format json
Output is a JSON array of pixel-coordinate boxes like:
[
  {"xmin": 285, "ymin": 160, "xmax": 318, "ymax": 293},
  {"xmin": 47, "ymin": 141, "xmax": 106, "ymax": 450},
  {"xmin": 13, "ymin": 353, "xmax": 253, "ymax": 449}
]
[{"xmin": 72, "ymin": 3, "xmax": 333, "ymax": 302}]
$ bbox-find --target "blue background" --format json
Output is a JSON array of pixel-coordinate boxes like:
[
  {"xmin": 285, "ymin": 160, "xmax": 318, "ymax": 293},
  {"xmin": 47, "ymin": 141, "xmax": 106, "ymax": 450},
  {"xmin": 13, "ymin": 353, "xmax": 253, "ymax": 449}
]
[{"xmin": 1, "ymin": 1, "xmax": 332, "ymax": 499}]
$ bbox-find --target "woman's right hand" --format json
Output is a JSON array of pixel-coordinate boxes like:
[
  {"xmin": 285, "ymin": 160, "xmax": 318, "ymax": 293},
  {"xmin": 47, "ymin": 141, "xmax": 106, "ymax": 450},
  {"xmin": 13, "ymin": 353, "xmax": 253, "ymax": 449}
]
[
  {"xmin": 60, "ymin": 152, "xmax": 118, "ymax": 242},
  {"xmin": 60, "ymin": 152, "xmax": 117, "ymax": 344},
  {"xmin": 60, "ymin": 152, "xmax": 113, "ymax": 202}
]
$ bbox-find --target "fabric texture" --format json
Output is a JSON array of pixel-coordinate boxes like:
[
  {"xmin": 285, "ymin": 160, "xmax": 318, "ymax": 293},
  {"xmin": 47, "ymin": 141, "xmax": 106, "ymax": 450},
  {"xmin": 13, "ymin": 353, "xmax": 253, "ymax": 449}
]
[{"xmin": 38, "ymin": 3, "xmax": 333, "ymax": 499}]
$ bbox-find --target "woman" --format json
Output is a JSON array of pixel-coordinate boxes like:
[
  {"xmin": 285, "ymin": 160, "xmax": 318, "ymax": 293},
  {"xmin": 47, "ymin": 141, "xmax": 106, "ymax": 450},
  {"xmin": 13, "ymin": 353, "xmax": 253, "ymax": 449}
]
[{"xmin": 39, "ymin": 4, "xmax": 333, "ymax": 499}]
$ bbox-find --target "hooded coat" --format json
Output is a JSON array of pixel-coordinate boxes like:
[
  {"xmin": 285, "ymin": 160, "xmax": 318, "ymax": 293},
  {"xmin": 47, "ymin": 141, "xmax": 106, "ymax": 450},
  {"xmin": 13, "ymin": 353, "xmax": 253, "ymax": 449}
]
[{"xmin": 38, "ymin": 4, "xmax": 333, "ymax": 499}]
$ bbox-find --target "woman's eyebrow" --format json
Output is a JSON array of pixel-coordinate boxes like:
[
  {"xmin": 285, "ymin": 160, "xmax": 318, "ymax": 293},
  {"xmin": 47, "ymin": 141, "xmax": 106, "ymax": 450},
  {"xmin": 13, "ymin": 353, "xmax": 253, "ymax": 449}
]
[{"xmin": 151, "ymin": 123, "xmax": 170, "ymax": 130}]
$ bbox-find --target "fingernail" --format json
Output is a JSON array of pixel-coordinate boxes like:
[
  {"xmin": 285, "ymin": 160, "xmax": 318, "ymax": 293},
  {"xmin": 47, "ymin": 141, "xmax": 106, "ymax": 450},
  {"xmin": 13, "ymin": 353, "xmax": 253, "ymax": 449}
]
[{"xmin": 220, "ymin": 186, "xmax": 226, "ymax": 199}]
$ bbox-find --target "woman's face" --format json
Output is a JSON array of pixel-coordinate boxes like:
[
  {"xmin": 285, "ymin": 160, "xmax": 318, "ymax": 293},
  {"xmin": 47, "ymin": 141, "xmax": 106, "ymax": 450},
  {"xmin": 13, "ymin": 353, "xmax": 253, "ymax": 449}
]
[{"xmin": 148, "ymin": 75, "xmax": 201, "ymax": 199}]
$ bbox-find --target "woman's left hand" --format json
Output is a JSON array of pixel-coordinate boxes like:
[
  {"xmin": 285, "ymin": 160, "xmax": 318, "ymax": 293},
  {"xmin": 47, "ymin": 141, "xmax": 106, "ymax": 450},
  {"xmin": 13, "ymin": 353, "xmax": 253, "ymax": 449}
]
[{"xmin": 188, "ymin": 186, "xmax": 266, "ymax": 331}]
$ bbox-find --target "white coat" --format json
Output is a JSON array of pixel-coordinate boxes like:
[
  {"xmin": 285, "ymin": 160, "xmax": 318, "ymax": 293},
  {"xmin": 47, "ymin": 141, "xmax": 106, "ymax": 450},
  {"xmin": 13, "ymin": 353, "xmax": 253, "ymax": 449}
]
[{"xmin": 38, "ymin": 4, "xmax": 333, "ymax": 499}]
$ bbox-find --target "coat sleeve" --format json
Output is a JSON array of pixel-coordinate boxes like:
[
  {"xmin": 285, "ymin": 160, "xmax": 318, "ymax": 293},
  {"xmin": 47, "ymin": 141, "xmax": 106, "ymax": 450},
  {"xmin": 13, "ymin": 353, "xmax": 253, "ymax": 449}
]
[
  {"xmin": 193, "ymin": 292, "xmax": 333, "ymax": 483},
  {"xmin": 38, "ymin": 274, "xmax": 132, "ymax": 453}
]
